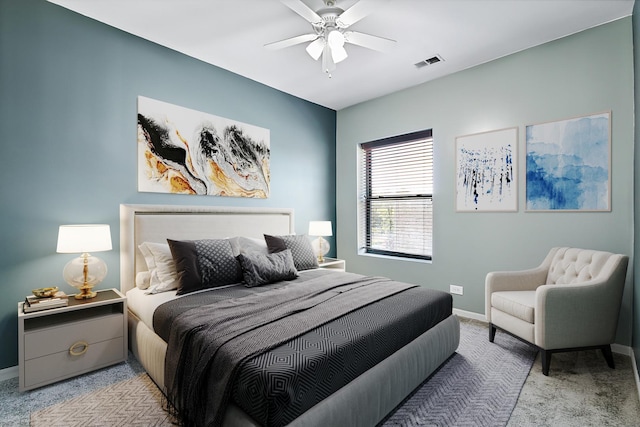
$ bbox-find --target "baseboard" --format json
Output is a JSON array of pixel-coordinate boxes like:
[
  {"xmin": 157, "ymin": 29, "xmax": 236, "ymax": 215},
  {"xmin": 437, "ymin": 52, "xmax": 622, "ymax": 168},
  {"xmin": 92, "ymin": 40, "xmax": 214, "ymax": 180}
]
[
  {"xmin": 631, "ymin": 348, "xmax": 640, "ymax": 404},
  {"xmin": 452, "ymin": 308, "xmax": 486, "ymax": 322},
  {"xmin": 0, "ymin": 365, "xmax": 18, "ymax": 382},
  {"xmin": 611, "ymin": 343, "xmax": 632, "ymax": 356}
]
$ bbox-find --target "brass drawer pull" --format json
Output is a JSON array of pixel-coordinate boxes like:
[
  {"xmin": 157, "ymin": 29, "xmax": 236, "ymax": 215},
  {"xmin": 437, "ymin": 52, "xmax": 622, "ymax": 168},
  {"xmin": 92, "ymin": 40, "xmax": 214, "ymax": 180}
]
[{"xmin": 69, "ymin": 341, "xmax": 89, "ymax": 356}]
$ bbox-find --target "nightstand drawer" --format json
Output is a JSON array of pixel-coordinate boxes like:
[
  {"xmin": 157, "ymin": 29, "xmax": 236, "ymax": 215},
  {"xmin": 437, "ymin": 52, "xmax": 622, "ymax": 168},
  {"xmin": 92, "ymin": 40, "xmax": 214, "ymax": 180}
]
[
  {"xmin": 24, "ymin": 313, "xmax": 123, "ymax": 360},
  {"xmin": 24, "ymin": 336, "xmax": 125, "ymax": 389}
]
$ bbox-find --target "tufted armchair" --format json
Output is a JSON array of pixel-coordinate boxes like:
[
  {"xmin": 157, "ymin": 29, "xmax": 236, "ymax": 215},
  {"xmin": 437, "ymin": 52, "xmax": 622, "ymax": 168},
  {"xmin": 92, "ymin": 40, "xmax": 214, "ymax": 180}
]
[{"xmin": 485, "ymin": 247, "xmax": 628, "ymax": 376}]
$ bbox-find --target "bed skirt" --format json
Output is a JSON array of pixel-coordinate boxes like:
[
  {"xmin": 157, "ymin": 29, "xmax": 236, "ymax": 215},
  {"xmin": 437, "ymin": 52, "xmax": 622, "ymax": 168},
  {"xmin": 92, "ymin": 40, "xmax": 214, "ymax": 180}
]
[{"xmin": 128, "ymin": 310, "xmax": 460, "ymax": 426}]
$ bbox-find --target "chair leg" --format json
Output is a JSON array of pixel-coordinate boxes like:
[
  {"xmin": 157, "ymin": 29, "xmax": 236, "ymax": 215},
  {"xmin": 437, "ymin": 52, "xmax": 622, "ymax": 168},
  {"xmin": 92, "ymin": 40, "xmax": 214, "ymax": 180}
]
[
  {"xmin": 601, "ymin": 345, "xmax": 615, "ymax": 369},
  {"xmin": 489, "ymin": 323, "xmax": 496, "ymax": 343},
  {"xmin": 541, "ymin": 350, "xmax": 551, "ymax": 376}
]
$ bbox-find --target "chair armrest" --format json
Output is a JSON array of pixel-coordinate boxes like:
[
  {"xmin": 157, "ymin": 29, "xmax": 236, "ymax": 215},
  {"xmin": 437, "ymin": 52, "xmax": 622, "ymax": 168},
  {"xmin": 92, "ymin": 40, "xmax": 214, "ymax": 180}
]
[
  {"xmin": 534, "ymin": 254, "xmax": 627, "ymax": 349},
  {"xmin": 485, "ymin": 266, "xmax": 548, "ymax": 322},
  {"xmin": 534, "ymin": 281, "xmax": 622, "ymax": 349}
]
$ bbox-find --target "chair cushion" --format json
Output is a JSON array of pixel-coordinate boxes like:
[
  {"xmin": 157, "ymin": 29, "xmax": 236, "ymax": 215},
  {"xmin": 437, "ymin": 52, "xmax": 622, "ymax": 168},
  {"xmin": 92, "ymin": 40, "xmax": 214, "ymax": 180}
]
[{"xmin": 491, "ymin": 291, "xmax": 536, "ymax": 324}]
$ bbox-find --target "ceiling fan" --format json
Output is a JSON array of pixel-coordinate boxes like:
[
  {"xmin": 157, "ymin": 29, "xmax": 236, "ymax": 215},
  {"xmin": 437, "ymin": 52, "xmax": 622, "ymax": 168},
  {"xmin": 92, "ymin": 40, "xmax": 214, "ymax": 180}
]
[{"xmin": 265, "ymin": 0, "xmax": 395, "ymax": 76}]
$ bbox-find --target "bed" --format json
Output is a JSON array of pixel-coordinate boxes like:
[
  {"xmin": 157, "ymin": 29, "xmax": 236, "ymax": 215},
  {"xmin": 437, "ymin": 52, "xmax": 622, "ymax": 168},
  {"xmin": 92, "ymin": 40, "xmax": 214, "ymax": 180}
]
[{"xmin": 120, "ymin": 204, "xmax": 460, "ymax": 427}]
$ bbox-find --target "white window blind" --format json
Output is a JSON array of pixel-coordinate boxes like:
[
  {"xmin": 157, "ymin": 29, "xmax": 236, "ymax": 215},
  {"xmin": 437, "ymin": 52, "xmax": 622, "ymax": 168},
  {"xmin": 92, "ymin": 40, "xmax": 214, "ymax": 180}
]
[{"xmin": 360, "ymin": 130, "xmax": 433, "ymax": 260}]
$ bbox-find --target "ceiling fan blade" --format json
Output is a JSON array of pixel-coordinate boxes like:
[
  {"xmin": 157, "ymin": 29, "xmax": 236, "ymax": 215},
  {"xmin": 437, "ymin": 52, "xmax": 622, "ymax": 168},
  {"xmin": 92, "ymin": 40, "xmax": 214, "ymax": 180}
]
[
  {"xmin": 264, "ymin": 33, "xmax": 318, "ymax": 50},
  {"xmin": 343, "ymin": 31, "xmax": 396, "ymax": 52},
  {"xmin": 337, "ymin": 0, "xmax": 389, "ymax": 28},
  {"xmin": 281, "ymin": 0, "xmax": 323, "ymax": 24}
]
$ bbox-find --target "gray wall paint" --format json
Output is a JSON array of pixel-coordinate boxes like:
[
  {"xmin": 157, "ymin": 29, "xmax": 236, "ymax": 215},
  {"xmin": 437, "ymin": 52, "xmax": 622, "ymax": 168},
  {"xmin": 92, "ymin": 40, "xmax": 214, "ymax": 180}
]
[
  {"xmin": 633, "ymin": 2, "xmax": 640, "ymax": 379},
  {"xmin": 0, "ymin": 0, "xmax": 336, "ymax": 369},
  {"xmin": 336, "ymin": 18, "xmax": 635, "ymax": 345}
]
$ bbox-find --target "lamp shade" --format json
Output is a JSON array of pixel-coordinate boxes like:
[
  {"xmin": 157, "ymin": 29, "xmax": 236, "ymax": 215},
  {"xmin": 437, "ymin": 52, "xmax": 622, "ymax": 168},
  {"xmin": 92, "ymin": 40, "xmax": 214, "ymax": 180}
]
[
  {"xmin": 308, "ymin": 221, "xmax": 332, "ymax": 237},
  {"xmin": 57, "ymin": 224, "xmax": 112, "ymax": 253}
]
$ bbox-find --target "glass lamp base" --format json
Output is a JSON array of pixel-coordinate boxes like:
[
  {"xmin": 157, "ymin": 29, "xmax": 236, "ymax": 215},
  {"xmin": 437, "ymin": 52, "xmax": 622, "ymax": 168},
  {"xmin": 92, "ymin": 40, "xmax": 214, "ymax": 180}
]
[
  {"xmin": 62, "ymin": 253, "xmax": 107, "ymax": 300},
  {"xmin": 311, "ymin": 237, "xmax": 330, "ymax": 263}
]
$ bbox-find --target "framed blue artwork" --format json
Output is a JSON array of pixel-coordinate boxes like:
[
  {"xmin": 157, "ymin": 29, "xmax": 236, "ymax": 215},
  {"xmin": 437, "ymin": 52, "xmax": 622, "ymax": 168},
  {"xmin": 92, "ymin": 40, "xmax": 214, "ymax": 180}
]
[
  {"xmin": 526, "ymin": 111, "xmax": 611, "ymax": 211},
  {"xmin": 455, "ymin": 127, "xmax": 518, "ymax": 212}
]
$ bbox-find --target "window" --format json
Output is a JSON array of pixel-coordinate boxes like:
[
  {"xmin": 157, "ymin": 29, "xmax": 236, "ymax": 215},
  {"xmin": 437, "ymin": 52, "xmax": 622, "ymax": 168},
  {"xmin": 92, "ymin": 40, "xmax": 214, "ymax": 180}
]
[{"xmin": 359, "ymin": 129, "xmax": 433, "ymax": 260}]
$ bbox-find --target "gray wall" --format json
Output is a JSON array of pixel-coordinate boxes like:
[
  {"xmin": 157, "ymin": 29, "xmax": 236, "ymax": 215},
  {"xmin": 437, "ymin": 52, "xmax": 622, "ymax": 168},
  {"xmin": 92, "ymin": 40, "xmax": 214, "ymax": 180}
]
[
  {"xmin": 0, "ymin": 0, "xmax": 336, "ymax": 369},
  {"xmin": 336, "ymin": 18, "xmax": 635, "ymax": 345},
  {"xmin": 633, "ymin": 2, "xmax": 640, "ymax": 379}
]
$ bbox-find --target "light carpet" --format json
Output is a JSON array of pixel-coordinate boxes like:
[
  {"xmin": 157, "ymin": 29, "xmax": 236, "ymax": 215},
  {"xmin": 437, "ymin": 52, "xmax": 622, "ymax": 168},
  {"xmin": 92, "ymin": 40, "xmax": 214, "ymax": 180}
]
[
  {"xmin": 507, "ymin": 348, "xmax": 640, "ymax": 426},
  {"xmin": 26, "ymin": 319, "xmax": 537, "ymax": 427}
]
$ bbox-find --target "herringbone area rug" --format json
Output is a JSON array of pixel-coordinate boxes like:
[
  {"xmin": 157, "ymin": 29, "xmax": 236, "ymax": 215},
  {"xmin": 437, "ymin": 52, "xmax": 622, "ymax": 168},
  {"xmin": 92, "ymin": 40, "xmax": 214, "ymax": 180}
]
[
  {"xmin": 382, "ymin": 319, "xmax": 537, "ymax": 426},
  {"xmin": 29, "ymin": 319, "xmax": 535, "ymax": 427},
  {"xmin": 30, "ymin": 374, "xmax": 172, "ymax": 427}
]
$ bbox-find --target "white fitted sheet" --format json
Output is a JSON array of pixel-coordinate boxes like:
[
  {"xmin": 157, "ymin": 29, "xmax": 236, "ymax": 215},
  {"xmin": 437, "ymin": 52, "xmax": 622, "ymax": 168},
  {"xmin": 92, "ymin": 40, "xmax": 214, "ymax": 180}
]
[{"xmin": 126, "ymin": 287, "xmax": 178, "ymax": 331}]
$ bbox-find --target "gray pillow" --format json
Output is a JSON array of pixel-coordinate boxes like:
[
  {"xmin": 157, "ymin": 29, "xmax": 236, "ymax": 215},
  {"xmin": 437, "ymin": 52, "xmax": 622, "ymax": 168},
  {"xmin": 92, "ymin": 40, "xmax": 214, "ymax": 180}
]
[
  {"xmin": 237, "ymin": 249, "xmax": 298, "ymax": 287},
  {"xmin": 264, "ymin": 234, "xmax": 319, "ymax": 271},
  {"xmin": 168, "ymin": 238, "xmax": 243, "ymax": 295}
]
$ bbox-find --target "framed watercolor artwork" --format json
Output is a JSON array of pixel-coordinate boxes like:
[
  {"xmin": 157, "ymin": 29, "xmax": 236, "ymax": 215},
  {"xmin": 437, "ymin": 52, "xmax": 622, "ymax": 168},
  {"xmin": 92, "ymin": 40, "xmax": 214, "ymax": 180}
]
[
  {"xmin": 526, "ymin": 111, "xmax": 610, "ymax": 211},
  {"xmin": 455, "ymin": 127, "xmax": 518, "ymax": 212},
  {"xmin": 137, "ymin": 96, "xmax": 270, "ymax": 198}
]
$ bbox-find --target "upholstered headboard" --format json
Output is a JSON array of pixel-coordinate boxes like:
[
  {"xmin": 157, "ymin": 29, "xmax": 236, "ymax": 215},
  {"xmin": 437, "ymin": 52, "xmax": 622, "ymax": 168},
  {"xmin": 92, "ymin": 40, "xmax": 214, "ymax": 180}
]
[{"xmin": 119, "ymin": 204, "xmax": 294, "ymax": 294}]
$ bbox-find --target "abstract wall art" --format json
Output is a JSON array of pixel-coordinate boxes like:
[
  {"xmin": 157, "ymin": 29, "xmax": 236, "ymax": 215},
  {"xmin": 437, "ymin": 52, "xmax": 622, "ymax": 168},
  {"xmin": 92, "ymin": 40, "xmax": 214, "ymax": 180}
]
[
  {"xmin": 526, "ymin": 111, "xmax": 610, "ymax": 211},
  {"xmin": 137, "ymin": 96, "xmax": 270, "ymax": 198},
  {"xmin": 455, "ymin": 127, "xmax": 518, "ymax": 212}
]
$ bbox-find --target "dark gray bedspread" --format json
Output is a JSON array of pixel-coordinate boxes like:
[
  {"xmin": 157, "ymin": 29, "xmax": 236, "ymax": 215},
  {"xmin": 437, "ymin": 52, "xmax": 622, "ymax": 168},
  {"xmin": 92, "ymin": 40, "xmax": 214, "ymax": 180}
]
[{"xmin": 154, "ymin": 270, "xmax": 452, "ymax": 427}]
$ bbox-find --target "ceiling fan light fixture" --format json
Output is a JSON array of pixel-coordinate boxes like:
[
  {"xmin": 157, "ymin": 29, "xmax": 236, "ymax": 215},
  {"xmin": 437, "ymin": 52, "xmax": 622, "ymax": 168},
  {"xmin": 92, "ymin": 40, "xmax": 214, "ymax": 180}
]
[
  {"xmin": 322, "ymin": 43, "xmax": 336, "ymax": 74},
  {"xmin": 271, "ymin": 0, "xmax": 396, "ymax": 76},
  {"xmin": 331, "ymin": 44, "xmax": 348, "ymax": 63},
  {"xmin": 327, "ymin": 28, "xmax": 345, "ymax": 48},
  {"xmin": 306, "ymin": 37, "xmax": 325, "ymax": 60},
  {"xmin": 326, "ymin": 28, "xmax": 347, "ymax": 63}
]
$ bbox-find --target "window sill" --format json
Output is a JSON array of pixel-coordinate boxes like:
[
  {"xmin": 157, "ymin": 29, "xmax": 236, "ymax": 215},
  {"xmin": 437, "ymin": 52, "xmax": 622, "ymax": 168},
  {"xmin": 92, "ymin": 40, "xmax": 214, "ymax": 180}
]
[{"xmin": 357, "ymin": 250, "xmax": 433, "ymax": 265}]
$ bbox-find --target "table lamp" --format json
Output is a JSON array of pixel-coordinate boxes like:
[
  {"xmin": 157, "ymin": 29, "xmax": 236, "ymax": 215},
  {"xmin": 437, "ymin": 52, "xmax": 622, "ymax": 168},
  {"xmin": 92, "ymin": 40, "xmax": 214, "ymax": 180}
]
[
  {"xmin": 56, "ymin": 224, "xmax": 112, "ymax": 299},
  {"xmin": 308, "ymin": 221, "xmax": 332, "ymax": 263}
]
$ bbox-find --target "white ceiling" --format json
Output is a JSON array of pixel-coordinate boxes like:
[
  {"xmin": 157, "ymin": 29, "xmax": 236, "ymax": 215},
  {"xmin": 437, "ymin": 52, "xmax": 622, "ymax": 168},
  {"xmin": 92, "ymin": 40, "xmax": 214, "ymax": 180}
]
[{"xmin": 48, "ymin": 0, "xmax": 634, "ymax": 110}]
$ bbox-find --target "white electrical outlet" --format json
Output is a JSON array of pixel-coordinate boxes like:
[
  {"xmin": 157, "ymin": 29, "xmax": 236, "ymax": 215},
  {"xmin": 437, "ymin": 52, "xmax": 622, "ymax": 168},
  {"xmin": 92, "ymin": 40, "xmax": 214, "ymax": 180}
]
[{"xmin": 450, "ymin": 285, "xmax": 463, "ymax": 295}]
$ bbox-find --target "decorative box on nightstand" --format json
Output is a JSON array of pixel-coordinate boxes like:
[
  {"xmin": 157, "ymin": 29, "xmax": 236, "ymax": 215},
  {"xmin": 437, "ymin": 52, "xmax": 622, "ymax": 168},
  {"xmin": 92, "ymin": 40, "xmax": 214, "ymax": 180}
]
[
  {"xmin": 318, "ymin": 257, "xmax": 346, "ymax": 272},
  {"xmin": 18, "ymin": 288, "xmax": 127, "ymax": 392}
]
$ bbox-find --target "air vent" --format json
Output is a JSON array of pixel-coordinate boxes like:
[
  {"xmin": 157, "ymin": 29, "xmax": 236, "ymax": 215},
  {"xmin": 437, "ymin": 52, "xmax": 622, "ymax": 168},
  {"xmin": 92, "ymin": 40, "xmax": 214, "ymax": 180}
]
[{"xmin": 414, "ymin": 55, "xmax": 444, "ymax": 69}]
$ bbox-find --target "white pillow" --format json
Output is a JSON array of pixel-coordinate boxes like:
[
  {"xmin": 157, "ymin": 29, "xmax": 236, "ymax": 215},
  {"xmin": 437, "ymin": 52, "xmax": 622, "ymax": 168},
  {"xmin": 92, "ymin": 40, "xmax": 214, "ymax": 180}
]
[
  {"xmin": 135, "ymin": 271, "xmax": 151, "ymax": 290},
  {"xmin": 138, "ymin": 242, "xmax": 179, "ymax": 293},
  {"xmin": 229, "ymin": 236, "xmax": 269, "ymax": 257}
]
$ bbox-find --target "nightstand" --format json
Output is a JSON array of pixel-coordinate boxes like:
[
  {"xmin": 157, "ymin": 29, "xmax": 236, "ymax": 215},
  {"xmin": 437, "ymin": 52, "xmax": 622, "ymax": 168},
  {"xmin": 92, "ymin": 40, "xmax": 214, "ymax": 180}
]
[
  {"xmin": 18, "ymin": 288, "xmax": 127, "ymax": 392},
  {"xmin": 318, "ymin": 257, "xmax": 346, "ymax": 272}
]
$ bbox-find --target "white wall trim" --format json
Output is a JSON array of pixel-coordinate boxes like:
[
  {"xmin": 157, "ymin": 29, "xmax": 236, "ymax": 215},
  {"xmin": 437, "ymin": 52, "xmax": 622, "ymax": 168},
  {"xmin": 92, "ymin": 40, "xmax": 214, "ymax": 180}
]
[
  {"xmin": 611, "ymin": 343, "xmax": 632, "ymax": 356},
  {"xmin": 631, "ymin": 348, "xmax": 640, "ymax": 404},
  {"xmin": 453, "ymin": 308, "xmax": 486, "ymax": 322},
  {"xmin": 0, "ymin": 365, "xmax": 18, "ymax": 382}
]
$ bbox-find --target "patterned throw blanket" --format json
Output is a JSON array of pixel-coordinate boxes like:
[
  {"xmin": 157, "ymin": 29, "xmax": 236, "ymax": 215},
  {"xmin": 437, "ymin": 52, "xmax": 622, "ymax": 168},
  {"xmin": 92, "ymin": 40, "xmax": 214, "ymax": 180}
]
[{"xmin": 163, "ymin": 272, "xmax": 417, "ymax": 427}]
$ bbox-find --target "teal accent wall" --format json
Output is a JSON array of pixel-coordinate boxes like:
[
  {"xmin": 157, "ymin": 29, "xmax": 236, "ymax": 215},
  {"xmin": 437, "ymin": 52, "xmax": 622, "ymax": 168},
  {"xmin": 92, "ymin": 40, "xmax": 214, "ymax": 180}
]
[
  {"xmin": 336, "ymin": 18, "xmax": 635, "ymax": 345},
  {"xmin": 0, "ymin": 0, "xmax": 336, "ymax": 370}
]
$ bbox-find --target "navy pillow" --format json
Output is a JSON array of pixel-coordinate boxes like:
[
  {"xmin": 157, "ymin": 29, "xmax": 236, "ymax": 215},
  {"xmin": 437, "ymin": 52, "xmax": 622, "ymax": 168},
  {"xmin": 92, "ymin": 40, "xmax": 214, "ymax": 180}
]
[
  {"xmin": 237, "ymin": 249, "xmax": 298, "ymax": 287},
  {"xmin": 168, "ymin": 238, "xmax": 243, "ymax": 295}
]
